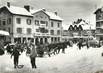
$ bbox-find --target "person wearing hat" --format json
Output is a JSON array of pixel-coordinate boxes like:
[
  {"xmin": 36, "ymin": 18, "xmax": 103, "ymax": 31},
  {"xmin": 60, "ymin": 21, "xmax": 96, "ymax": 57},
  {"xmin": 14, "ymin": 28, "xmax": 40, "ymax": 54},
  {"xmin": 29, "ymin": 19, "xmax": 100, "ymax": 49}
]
[
  {"xmin": 11, "ymin": 42, "xmax": 21, "ymax": 68},
  {"xmin": 29, "ymin": 42, "xmax": 37, "ymax": 69}
]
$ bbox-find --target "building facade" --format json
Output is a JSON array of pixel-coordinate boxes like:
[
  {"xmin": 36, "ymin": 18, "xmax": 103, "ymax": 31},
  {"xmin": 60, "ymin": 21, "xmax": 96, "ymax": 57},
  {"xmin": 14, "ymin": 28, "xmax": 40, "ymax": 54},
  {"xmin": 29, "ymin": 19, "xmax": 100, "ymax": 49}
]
[
  {"xmin": 31, "ymin": 8, "xmax": 63, "ymax": 44},
  {"xmin": 0, "ymin": 3, "xmax": 63, "ymax": 44},
  {"xmin": 31, "ymin": 9, "xmax": 50, "ymax": 45},
  {"xmin": 0, "ymin": 3, "xmax": 34, "ymax": 43},
  {"xmin": 67, "ymin": 19, "xmax": 95, "ymax": 43},
  {"xmin": 94, "ymin": 7, "xmax": 103, "ymax": 41},
  {"xmin": 62, "ymin": 30, "xmax": 73, "ymax": 42}
]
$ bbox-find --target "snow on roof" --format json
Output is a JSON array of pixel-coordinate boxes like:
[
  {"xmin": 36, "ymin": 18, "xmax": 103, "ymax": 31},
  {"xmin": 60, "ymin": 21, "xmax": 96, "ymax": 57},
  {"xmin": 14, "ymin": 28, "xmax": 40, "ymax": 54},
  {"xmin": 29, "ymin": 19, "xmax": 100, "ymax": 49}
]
[
  {"xmin": 45, "ymin": 11, "xmax": 63, "ymax": 21},
  {"xmin": 5, "ymin": 6, "xmax": 33, "ymax": 17},
  {"xmin": 30, "ymin": 9, "xmax": 43, "ymax": 14},
  {"xmin": 81, "ymin": 24, "xmax": 91, "ymax": 30},
  {"xmin": 77, "ymin": 20, "xmax": 91, "ymax": 30},
  {"xmin": 31, "ymin": 8, "xmax": 63, "ymax": 21},
  {"xmin": 72, "ymin": 20, "xmax": 92, "ymax": 30}
]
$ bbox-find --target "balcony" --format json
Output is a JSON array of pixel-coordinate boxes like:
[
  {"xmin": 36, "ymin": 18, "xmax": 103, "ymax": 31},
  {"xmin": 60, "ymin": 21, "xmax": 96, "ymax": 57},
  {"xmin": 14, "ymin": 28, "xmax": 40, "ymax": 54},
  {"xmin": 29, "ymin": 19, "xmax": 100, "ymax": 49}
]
[
  {"xmin": 96, "ymin": 30, "xmax": 103, "ymax": 35},
  {"xmin": 40, "ymin": 23, "xmax": 46, "ymax": 27},
  {"xmin": 96, "ymin": 33, "xmax": 103, "ymax": 36},
  {"xmin": 96, "ymin": 26, "xmax": 103, "ymax": 29}
]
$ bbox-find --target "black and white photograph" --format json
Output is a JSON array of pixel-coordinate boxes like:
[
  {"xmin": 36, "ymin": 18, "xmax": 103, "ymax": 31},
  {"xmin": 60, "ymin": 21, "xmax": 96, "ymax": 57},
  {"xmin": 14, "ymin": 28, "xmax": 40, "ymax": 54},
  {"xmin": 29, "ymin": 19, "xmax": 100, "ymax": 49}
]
[{"xmin": 0, "ymin": 0, "xmax": 103, "ymax": 73}]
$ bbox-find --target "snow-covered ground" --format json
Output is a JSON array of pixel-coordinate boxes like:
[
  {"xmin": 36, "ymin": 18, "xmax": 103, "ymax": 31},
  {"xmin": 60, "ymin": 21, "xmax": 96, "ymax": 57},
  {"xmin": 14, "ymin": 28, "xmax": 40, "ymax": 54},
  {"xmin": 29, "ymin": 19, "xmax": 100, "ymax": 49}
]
[{"xmin": 0, "ymin": 44, "xmax": 103, "ymax": 73}]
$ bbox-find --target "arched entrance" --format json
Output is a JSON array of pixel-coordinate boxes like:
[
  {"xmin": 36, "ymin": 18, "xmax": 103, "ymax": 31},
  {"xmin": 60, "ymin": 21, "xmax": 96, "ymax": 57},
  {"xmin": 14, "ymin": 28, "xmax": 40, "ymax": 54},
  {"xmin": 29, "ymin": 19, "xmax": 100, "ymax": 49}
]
[
  {"xmin": 45, "ymin": 38, "xmax": 47, "ymax": 43},
  {"xmin": 40, "ymin": 38, "xmax": 43, "ymax": 44}
]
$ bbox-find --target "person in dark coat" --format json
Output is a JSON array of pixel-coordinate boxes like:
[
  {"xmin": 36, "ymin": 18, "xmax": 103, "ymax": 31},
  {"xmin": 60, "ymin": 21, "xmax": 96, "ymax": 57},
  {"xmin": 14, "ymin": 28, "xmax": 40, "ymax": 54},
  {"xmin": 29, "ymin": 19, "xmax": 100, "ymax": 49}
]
[
  {"xmin": 62, "ymin": 43, "xmax": 67, "ymax": 53},
  {"xmin": 77, "ymin": 41, "xmax": 82, "ymax": 50},
  {"xmin": 29, "ymin": 42, "xmax": 37, "ymax": 69},
  {"xmin": 11, "ymin": 43, "xmax": 21, "ymax": 68},
  {"xmin": 0, "ymin": 39, "xmax": 4, "ymax": 55},
  {"xmin": 86, "ymin": 40, "xmax": 89, "ymax": 49},
  {"xmin": 6, "ymin": 44, "xmax": 12, "ymax": 54}
]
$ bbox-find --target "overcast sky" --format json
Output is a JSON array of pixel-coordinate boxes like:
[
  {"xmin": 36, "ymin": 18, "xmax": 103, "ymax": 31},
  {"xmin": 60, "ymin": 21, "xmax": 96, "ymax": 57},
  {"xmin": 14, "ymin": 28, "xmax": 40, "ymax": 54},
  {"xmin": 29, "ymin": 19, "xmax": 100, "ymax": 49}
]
[{"xmin": 0, "ymin": 0, "xmax": 103, "ymax": 29}]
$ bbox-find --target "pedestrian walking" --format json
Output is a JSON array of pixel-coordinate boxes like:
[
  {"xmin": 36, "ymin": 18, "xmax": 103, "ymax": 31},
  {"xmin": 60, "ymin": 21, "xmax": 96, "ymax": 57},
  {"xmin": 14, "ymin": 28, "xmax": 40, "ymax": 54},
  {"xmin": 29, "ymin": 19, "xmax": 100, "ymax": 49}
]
[
  {"xmin": 29, "ymin": 42, "xmax": 37, "ymax": 69},
  {"xmin": 86, "ymin": 40, "xmax": 89, "ymax": 49},
  {"xmin": 62, "ymin": 43, "xmax": 67, "ymax": 53},
  {"xmin": 77, "ymin": 41, "xmax": 82, "ymax": 50},
  {"xmin": 0, "ymin": 39, "xmax": 4, "ymax": 55},
  {"xmin": 11, "ymin": 42, "xmax": 21, "ymax": 68}
]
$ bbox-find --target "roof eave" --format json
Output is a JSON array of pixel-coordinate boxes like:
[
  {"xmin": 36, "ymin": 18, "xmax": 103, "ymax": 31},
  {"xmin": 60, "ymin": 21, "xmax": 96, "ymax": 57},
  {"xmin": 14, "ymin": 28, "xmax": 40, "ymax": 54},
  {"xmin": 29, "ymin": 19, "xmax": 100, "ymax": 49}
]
[
  {"xmin": 5, "ymin": 6, "xmax": 33, "ymax": 17},
  {"xmin": 50, "ymin": 18, "xmax": 63, "ymax": 21},
  {"xmin": 13, "ymin": 14, "xmax": 33, "ymax": 17},
  {"xmin": 32, "ymin": 10, "xmax": 50, "ymax": 18},
  {"xmin": 94, "ymin": 8, "xmax": 101, "ymax": 14}
]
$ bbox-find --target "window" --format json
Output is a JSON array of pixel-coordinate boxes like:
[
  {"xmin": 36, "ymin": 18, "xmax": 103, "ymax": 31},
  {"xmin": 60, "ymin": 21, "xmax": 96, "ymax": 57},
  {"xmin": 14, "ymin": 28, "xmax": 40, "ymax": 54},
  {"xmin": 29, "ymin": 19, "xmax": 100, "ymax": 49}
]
[
  {"xmin": 50, "ymin": 30, "xmax": 54, "ymax": 35},
  {"xmin": 27, "ymin": 19, "xmax": 31, "ymax": 25},
  {"xmin": 58, "ymin": 23, "xmax": 60, "ymax": 27},
  {"xmin": 36, "ymin": 29, "xmax": 40, "ymax": 32},
  {"xmin": 17, "ymin": 28, "xmax": 22, "ymax": 34},
  {"xmin": 0, "ymin": 20, "xmax": 1, "ymax": 25},
  {"xmin": 55, "ymin": 37, "xmax": 57, "ymax": 42},
  {"xmin": 36, "ymin": 15, "xmax": 38, "ymax": 18},
  {"xmin": 40, "ymin": 28, "xmax": 45, "ymax": 33},
  {"xmin": 35, "ymin": 20, "xmax": 39, "ymax": 25},
  {"xmin": 100, "ymin": 29, "xmax": 103, "ymax": 33},
  {"xmin": 8, "ymin": 27, "xmax": 10, "ymax": 33},
  {"xmin": 101, "ymin": 21, "xmax": 103, "ymax": 24},
  {"xmin": 51, "ymin": 37, "xmax": 53, "ymax": 42},
  {"xmin": 51, "ymin": 22, "xmax": 53, "ymax": 27},
  {"xmin": 40, "ymin": 21, "xmax": 45, "ymax": 24},
  {"xmin": 46, "ymin": 21, "xmax": 48, "ymax": 26},
  {"xmin": 57, "ymin": 30, "xmax": 60, "ymax": 35},
  {"xmin": 27, "ymin": 28, "xmax": 31, "ymax": 34},
  {"xmin": 16, "ymin": 18, "xmax": 21, "ymax": 24},
  {"xmin": 2, "ymin": 20, "xmax": 6, "ymax": 25},
  {"xmin": 7, "ymin": 18, "xmax": 11, "ymax": 24},
  {"xmin": 58, "ymin": 37, "xmax": 60, "ymax": 42},
  {"xmin": 96, "ymin": 22, "xmax": 100, "ymax": 27}
]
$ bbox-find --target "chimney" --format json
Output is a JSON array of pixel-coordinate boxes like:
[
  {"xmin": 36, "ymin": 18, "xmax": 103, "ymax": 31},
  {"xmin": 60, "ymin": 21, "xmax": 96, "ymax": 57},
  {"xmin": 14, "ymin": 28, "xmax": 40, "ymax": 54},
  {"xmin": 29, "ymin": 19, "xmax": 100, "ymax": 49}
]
[
  {"xmin": 54, "ymin": 12, "xmax": 57, "ymax": 15},
  {"xmin": 24, "ymin": 5, "xmax": 30, "ymax": 12},
  {"xmin": 42, "ymin": 8, "xmax": 46, "ymax": 11},
  {"xmin": 7, "ymin": 2, "xmax": 10, "ymax": 7}
]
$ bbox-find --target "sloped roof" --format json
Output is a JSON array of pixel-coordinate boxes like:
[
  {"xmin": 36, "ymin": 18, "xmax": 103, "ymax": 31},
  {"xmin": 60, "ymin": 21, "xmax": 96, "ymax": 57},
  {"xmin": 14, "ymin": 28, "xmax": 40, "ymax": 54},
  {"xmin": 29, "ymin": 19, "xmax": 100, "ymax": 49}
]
[
  {"xmin": 81, "ymin": 24, "xmax": 90, "ymax": 30},
  {"xmin": 30, "ymin": 9, "xmax": 43, "ymax": 14},
  {"xmin": 69, "ymin": 19, "xmax": 92, "ymax": 31},
  {"xmin": 74, "ymin": 20, "xmax": 91, "ymax": 30},
  {"xmin": 0, "ymin": 5, "xmax": 33, "ymax": 17},
  {"xmin": 31, "ymin": 9, "xmax": 63, "ymax": 21},
  {"xmin": 77, "ymin": 20, "xmax": 91, "ymax": 30},
  {"xmin": 94, "ymin": 8, "xmax": 103, "ymax": 14},
  {"xmin": 45, "ymin": 11, "xmax": 63, "ymax": 21}
]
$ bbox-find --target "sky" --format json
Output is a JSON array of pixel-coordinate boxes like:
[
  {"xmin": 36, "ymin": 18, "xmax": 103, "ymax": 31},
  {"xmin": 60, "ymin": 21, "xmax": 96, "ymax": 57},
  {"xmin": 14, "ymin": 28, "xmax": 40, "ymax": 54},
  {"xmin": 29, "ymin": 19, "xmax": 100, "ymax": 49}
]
[{"xmin": 0, "ymin": 0, "xmax": 103, "ymax": 29}]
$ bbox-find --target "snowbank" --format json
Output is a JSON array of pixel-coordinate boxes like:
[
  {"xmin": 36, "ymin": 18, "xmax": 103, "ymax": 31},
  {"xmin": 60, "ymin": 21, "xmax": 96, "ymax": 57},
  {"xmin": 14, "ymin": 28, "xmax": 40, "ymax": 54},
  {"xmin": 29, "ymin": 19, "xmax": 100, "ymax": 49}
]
[{"xmin": 0, "ymin": 45, "xmax": 103, "ymax": 73}]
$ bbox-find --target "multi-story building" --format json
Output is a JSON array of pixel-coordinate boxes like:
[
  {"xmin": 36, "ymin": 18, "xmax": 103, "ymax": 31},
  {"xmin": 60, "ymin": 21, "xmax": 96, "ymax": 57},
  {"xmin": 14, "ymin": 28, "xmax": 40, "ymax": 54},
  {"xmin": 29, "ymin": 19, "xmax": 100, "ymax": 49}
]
[
  {"xmin": 94, "ymin": 7, "xmax": 103, "ymax": 41},
  {"xmin": 0, "ymin": 2, "xmax": 63, "ymax": 44},
  {"xmin": 31, "ymin": 8, "xmax": 63, "ymax": 44},
  {"xmin": 0, "ymin": 3, "xmax": 33, "ymax": 43}
]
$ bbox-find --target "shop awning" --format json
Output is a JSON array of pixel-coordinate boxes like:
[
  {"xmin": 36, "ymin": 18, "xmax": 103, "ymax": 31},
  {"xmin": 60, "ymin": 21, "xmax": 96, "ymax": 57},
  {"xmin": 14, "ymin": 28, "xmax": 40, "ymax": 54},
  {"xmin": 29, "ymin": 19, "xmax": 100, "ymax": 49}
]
[{"xmin": 0, "ymin": 30, "xmax": 9, "ymax": 36}]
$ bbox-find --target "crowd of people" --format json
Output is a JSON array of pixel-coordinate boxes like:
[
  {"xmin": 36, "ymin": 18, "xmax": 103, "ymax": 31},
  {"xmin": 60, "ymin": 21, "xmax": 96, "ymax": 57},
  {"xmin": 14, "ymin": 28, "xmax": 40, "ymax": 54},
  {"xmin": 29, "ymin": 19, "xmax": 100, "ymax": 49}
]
[
  {"xmin": 0, "ymin": 39, "xmax": 72, "ymax": 69},
  {"xmin": 0, "ymin": 38, "xmax": 102, "ymax": 69}
]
